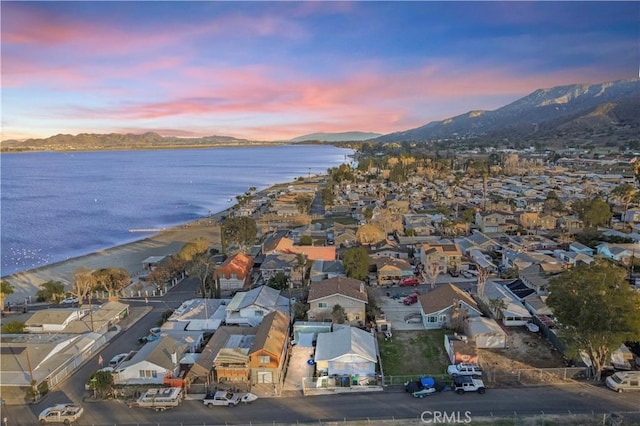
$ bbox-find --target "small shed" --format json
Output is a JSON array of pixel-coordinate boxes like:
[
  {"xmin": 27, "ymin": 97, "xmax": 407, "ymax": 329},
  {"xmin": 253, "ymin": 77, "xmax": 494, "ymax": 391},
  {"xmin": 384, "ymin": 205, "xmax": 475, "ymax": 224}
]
[
  {"xmin": 464, "ymin": 317, "xmax": 507, "ymax": 349},
  {"xmin": 142, "ymin": 256, "xmax": 167, "ymax": 271}
]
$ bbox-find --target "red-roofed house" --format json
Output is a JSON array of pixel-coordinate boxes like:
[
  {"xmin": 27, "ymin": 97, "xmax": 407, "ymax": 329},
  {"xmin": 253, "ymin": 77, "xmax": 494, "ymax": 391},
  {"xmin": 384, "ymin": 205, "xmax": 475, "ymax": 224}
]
[
  {"xmin": 271, "ymin": 237, "xmax": 336, "ymax": 261},
  {"xmin": 213, "ymin": 253, "xmax": 254, "ymax": 296}
]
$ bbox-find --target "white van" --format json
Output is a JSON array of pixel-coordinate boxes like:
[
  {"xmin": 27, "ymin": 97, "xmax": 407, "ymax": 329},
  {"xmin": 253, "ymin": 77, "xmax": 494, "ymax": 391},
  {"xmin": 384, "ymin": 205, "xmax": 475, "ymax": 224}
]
[{"xmin": 605, "ymin": 371, "xmax": 640, "ymax": 392}]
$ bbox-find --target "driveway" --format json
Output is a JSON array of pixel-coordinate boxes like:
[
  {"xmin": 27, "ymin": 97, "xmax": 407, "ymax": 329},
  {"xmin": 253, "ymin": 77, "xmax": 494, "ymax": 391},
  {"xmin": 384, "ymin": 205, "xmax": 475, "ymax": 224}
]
[{"xmin": 376, "ymin": 288, "xmax": 424, "ymax": 331}]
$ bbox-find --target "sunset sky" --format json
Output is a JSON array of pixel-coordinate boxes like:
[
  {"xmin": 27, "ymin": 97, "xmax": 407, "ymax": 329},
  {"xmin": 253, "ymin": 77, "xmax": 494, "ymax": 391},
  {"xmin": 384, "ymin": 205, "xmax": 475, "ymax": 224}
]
[{"xmin": 2, "ymin": 1, "xmax": 638, "ymax": 142}]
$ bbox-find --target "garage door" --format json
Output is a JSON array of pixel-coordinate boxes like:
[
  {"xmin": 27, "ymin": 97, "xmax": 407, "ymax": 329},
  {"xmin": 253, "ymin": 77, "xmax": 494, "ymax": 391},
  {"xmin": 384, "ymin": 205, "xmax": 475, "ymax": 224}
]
[{"xmin": 257, "ymin": 371, "xmax": 273, "ymax": 383}]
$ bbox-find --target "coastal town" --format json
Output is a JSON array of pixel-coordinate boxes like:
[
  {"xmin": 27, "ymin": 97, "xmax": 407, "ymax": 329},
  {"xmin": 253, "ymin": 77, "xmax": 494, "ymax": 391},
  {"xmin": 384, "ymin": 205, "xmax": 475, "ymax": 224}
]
[{"xmin": 2, "ymin": 145, "xmax": 640, "ymax": 425}]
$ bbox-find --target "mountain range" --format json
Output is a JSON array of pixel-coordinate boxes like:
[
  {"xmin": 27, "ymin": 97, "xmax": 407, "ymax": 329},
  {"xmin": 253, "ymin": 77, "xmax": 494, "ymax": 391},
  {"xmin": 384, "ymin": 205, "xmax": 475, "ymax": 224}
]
[
  {"xmin": 2, "ymin": 78, "xmax": 638, "ymax": 151},
  {"xmin": 373, "ymin": 78, "xmax": 639, "ymax": 145}
]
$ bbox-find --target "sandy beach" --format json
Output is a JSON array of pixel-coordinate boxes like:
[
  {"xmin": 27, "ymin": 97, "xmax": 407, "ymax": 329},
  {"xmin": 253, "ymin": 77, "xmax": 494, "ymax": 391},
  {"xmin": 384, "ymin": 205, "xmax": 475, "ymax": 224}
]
[{"xmin": 2, "ymin": 216, "xmax": 224, "ymax": 303}]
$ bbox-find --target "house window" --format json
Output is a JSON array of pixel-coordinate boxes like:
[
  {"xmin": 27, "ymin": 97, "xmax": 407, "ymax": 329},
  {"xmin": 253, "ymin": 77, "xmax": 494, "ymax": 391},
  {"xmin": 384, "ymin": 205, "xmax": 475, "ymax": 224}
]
[
  {"xmin": 438, "ymin": 315, "xmax": 447, "ymax": 322},
  {"xmin": 355, "ymin": 315, "xmax": 360, "ymax": 320},
  {"xmin": 259, "ymin": 355, "xmax": 270, "ymax": 364},
  {"xmin": 318, "ymin": 302, "xmax": 328, "ymax": 308},
  {"xmin": 255, "ymin": 310, "xmax": 264, "ymax": 317},
  {"xmin": 427, "ymin": 316, "xmax": 438, "ymax": 323},
  {"xmin": 138, "ymin": 370, "xmax": 157, "ymax": 378}
]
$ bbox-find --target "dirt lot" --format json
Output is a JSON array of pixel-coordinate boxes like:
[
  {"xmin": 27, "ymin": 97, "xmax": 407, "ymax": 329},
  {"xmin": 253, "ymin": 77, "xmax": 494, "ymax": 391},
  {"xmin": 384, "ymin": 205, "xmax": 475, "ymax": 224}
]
[
  {"xmin": 479, "ymin": 328, "xmax": 566, "ymax": 372},
  {"xmin": 377, "ymin": 330, "xmax": 449, "ymax": 379}
]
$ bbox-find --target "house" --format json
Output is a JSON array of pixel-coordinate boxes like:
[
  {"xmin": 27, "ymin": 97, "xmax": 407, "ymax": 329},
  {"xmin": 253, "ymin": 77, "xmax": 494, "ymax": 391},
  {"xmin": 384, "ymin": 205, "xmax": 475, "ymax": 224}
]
[
  {"xmin": 418, "ymin": 283, "xmax": 482, "ymax": 330},
  {"xmin": 553, "ymin": 250, "xmax": 594, "ymax": 268},
  {"xmin": 464, "ymin": 317, "xmax": 507, "ymax": 349},
  {"xmin": 309, "ymin": 260, "xmax": 346, "ymax": 282},
  {"xmin": 260, "ymin": 253, "xmax": 300, "ymax": 283},
  {"xmin": 185, "ymin": 311, "xmax": 290, "ymax": 394},
  {"xmin": 142, "ymin": 255, "xmax": 167, "ymax": 271},
  {"xmin": 264, "ymin": 235, "xmax": 337, "ymax": 261},
  {"xmin": 596, "ymin": 242, "xmax": 640, "ymax": 262},
  {"xmin": 314, "ymin": 326, "xmax": 377, "ymax": 376},
  {"xmin": 568, "ymin": 242, "xmax": 594, "ymax": 256},
  {"xmin": 519, "ymin": 263, "xmax": 564, "ymax": 295},
  {"xmin": 213, "ymin": 253, "xmax": 254, "ymax": 296},
  {"xmin": 373, "ymin": 257, "xmax": 414, "ymax": 286},
  {"xmin": 225, "ymin": 285, "xmax": 290, "ymax": 327},
  {"xmin": 622, "ymin": 209, "xmax": 640, "ymax": 224},
  {"xmin": 249, "ymin": 311, "xmax": 290, "ymax": 391},
  {"xmin": 24, "ymin": 308, "xmax": 89, "ymax": 333},
  {"xmin": 477, "ymin": 280, "xmax": 532, "ymax": 326},
  {"xmin": 166, "ymin": 298, "xmax": 229, "ymax": 331},
  {"xmin": 24, "ymin": 302, "xmax": 129, "ymax": 334},
  {"xmin": 475, "ymin": 211, "xmax": 514, "ymax": 234},
  {"xmin": 307, "ymin": 277, "xmax": 368, "ymax": 327},
  {"xmin": 185, "ymin": 326, "xmax": 257, "ymax": 391},
  {"xmin": 114, "ymin": 336, "xmax": 189, "ymax": 385},
  {"xmin": 418, "ymin": 243, "xmax": 463, "ymax": 275},
  {"xmin": 367, "ymin": 239, "xmax": 408, "ymax": 260}
]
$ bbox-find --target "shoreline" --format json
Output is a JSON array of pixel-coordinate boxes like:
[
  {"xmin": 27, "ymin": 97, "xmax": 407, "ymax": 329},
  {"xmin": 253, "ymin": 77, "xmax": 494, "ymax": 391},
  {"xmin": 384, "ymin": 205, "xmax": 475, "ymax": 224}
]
[{"xmin": 1, "ymin": 179, "xmax": 296, "ymax": 304}]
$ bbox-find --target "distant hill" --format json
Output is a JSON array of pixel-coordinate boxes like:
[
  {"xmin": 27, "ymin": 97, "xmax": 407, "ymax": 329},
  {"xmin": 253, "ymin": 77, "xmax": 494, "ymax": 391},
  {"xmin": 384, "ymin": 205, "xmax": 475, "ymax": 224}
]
[
  {"xmin": 0, "ymin": 132, "xmax": 280, "ymax": 152},
  {"xmin": 290, "ymin": 131, "xmax": 382, "ymax": 142},
  {"xmin": 374, "ymin": 78, "xmax": 640, "ymax": 146}
]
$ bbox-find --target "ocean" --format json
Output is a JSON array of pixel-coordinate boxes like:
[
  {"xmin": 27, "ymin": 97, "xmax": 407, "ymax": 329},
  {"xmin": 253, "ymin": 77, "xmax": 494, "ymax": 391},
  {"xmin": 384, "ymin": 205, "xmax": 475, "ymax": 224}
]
[{"xmin": 0, "ymin": 145, "xmax": 353, "ymax": 276}]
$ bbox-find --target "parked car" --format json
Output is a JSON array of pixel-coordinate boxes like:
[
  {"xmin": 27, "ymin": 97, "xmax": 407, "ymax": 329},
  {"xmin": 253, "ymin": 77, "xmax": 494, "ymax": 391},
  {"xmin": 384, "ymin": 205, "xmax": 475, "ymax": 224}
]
[
  {"xmin": 404, "ymin": 377, "xmax": 449, "ymax": 398},
  {"xmin": 60, "ymin": 297, "xmax": 78, "ymax": 305},
  {"xmin": 452, "ymin": 376, "xmax": 486, "ymax": 394},
  {"xmin": 203, "ymin": 391, "xmax": 242, "ymax": 407},
  {"xmin": 38, "ymin": 404, "xmax": 84, "ymax": 424},
  {"xmin": 403, "ymin": 293, "xmax": 419, "ymax": 305},
  {"xmin": 447, "ymin": 363, "xmax": 483, "ymax": 377},
  {"xmin": 109, "ymin": 353, "xmax": 129, "ymax": 367},
  {"xmin": 525, "ymin": 322, "xmax": 540, "ymax": 333},
  {"xmin": 399, "ymin": 277, "xmax": 420, "ymax": 287}
]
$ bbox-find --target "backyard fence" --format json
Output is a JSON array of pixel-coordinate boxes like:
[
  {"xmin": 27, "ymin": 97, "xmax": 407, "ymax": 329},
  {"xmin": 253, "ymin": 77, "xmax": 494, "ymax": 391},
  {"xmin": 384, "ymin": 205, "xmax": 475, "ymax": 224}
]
[{"xmin": 484, "ymin": 367, "xmax": 587, "ymax": 385}]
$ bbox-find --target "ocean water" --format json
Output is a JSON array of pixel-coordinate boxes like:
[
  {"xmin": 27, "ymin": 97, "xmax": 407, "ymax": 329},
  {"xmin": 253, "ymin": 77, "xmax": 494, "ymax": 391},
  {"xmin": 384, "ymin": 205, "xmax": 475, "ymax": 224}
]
[{"xmin": 0, "ymin": 145, "xmax": 353, "ymax": 276}]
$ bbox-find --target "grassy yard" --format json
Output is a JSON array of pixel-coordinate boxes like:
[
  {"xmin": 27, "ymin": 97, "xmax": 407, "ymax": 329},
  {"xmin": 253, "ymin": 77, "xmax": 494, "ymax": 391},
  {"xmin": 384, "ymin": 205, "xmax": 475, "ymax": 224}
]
[
  {"xmin": 377, "ymin": 329, "xmax": 449, "ymax": 378},
  {"xmin": 311, "ymin": 217, "xmax": 357, "ymax": 225}
]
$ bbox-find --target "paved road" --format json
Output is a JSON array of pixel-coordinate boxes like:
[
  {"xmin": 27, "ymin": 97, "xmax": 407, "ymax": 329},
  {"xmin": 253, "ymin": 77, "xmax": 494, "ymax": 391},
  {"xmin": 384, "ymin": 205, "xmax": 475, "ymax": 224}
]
[
  {"xmin": 4, "ymin": 277, "xmax": 639, "ymax": 425},
  {"xmin": 6, "ymin": 382, "xmax": 640, "ymax": 425}
]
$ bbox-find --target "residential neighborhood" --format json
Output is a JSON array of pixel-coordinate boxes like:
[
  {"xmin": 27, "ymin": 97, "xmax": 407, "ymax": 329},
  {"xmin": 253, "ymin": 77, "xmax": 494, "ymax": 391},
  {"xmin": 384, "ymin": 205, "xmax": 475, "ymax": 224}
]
[{"xmin": 2, "ymin": 148, "xmax": 640, "ymax": 424}]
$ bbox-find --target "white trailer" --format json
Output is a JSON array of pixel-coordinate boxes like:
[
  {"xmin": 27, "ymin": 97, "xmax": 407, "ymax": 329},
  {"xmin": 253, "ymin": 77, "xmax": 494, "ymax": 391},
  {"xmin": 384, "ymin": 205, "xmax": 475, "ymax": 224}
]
[{"xmin": 128, "ymin": 387, "xmax": 183, "ymax": 411}]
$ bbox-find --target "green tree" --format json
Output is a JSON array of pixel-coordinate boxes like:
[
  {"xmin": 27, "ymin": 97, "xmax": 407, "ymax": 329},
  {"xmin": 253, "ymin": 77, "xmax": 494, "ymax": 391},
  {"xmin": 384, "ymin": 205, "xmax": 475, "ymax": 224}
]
[
  {"xmin": 1, "ymin": 321, "xmax": 25, "ymax": 334},
  {"xmin": 1, "ymin": 280, "xmax": 14, "ymax": 307},
  {"xmin": 331, "ymin": 304, "xmax": 347, "ymax": 324},
  {"xmin": 363, "ymin": 207, "xmax": 374, "ymax": 223},
  {"xmin": 35, "ymin": 280, "xmax": 66, "ymax": 303},
  {"xmin": 547, "ymin": 260, "xmax": 640, "ymax": 381},
  {"xmin": 460, "ymin": 208, "xmax": 476, "ymax": 225},
  {"xmin": 221, "ymin": 217, "xmax": 257, "ymax": 250},
  {"xmin": 342, "ymin": 247, "xmax": 370, "ymax": 280},
  {"xmin": 267, "ymin": 271, "xmax": 290, "ymax": 291},
  {"xmin": 299, "ymin": 235, "xmax": 313, "ymax": 246},
  {"xmin": 295, "ymin": 194, "xmax": 314, "ymax": 214},
  {"xmin": 321, "ymin": 185, "xmax": 334, "ymax": 207},
  {"xmin": 573, "ymin": 197, "xmax": 612, "ymax": 228},
  {"xmin": 87, "ymin": 370, "xmax": 115, "ymax": 399}
]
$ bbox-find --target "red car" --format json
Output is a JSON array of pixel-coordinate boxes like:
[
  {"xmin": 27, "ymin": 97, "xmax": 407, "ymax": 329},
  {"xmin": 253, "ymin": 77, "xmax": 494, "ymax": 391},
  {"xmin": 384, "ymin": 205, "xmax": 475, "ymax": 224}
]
[
  {"xmin": 403, "ymin": 293, "xmax": 419, "ymax": 305},
  {"xmin": 399, "ymin": 277, "xmax": 420, "ymax": 287}
]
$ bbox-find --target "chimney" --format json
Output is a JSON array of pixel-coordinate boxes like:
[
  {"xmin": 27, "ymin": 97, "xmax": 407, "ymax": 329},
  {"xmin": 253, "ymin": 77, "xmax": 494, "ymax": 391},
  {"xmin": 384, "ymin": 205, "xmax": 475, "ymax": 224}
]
[{"xmin": 360, "ymin": 282, "xmax": 365, "ymax": 293}]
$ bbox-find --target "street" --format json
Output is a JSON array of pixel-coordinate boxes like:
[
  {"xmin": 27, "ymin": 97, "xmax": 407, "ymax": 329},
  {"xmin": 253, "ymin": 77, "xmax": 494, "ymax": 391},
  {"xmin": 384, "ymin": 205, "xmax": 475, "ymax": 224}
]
[{"xmin": 2, "ymin": 278, "xmax": 639, "ymax": 425}]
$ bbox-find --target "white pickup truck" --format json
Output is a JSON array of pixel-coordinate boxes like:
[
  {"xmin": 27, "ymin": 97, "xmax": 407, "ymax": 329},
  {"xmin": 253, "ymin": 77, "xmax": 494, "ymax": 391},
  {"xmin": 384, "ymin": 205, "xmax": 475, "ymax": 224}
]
[
  {"xmin": 38, "ymin": 404, "xmax": 84, "ymax": 424},
  {"xmin": 202, "ymin": 390, "xmax": 242, "ymax": 407},
  {"xmin": 128, "ymin": 387, "xmax": 183, "ymax": 411}
]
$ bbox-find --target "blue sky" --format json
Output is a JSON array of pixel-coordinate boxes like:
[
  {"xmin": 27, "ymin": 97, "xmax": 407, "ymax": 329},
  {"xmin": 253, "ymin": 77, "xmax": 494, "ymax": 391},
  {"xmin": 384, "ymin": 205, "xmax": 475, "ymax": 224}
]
[{"xmin": 2, "ymin": 1, "xmax": 638, "ymax": 141}]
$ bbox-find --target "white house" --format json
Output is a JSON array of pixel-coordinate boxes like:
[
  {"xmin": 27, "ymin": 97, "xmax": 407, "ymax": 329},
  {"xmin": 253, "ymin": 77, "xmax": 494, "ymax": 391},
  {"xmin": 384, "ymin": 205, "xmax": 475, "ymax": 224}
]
[
  {"xmin": 314, "ymin": 326, "xmax": 377, "ymax": 376},
  {"xmin": 114, "ymin": 336, "xmax": 188, "ymax": 385},
  {"xmin": 478, "ymin": 280, "xmax": 532, "ymax": 326},
  {"xmin": 418, "ymin": 283, "xmax": 482, "ymax": 330},
  {"xmin": 225, "ymin": 285, "xmax": 290, "ymax": 327},
  {"xmin": 166, "ymin": 298, "xmax": 229, "ymax": 331},
  {"xmin": 24, "ymin": 309, "xmax": 88, "ymax": 333}
]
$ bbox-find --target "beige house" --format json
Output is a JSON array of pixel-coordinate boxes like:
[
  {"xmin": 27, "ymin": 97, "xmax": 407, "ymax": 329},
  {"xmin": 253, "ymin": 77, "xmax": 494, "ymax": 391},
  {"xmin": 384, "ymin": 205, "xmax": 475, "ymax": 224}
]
[
  {"xmin": 419, "ymin": 242, "xmax": 462, "ymax": 275},
  {"xmin": 307, "ymin": 277, "xmax": 368, "ymax": 327}
]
